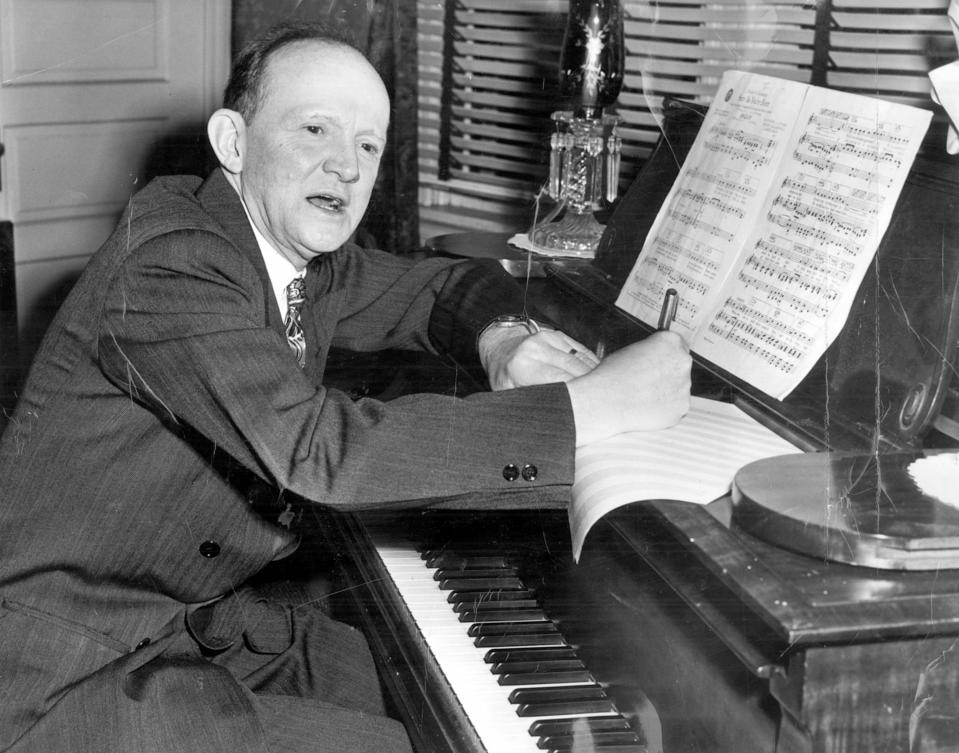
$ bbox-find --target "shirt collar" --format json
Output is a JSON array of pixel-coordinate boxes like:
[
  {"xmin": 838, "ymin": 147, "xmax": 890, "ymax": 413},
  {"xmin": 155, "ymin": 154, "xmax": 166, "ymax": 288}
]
[{"xmin": 238, "ymin": 200, "xmax": 303, "ymax": 321}]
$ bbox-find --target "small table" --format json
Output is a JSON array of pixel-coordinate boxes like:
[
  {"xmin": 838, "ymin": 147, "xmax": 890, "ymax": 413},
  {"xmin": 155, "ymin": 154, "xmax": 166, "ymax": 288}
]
[{"xmin": 424, "ymin": 230, "xmax": 552, "ymax": 278}]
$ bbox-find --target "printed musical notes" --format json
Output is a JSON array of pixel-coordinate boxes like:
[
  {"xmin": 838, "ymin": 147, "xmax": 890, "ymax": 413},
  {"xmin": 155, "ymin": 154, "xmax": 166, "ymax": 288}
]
[
  {"xmin": 702, "ymin": 124, "xmax": 777, "ymax": 168},
  {"xmin": 616, "ymin": 70, "xmax": 931, "ymax": 399}
]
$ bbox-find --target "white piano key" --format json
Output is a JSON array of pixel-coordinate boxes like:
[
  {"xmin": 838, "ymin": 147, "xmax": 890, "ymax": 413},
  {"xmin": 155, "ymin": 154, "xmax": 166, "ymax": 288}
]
[{"xmin": 369, "ymin": 530, "xmax": 621, "ymax": 753}]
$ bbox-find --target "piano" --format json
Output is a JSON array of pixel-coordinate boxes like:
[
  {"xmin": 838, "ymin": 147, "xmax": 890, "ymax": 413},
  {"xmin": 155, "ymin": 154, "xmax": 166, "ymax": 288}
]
[{"xmin": 328, "ymin": 98, "xmax": 959, "ymax": 753}]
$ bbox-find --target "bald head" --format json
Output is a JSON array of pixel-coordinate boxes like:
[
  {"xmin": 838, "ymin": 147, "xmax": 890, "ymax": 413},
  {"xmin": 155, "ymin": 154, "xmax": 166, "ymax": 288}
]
[
  {"xmin": 209, "ymin": 32, "xmax": 390, "ymax": 269},
  {"xmin": 223, "ymin": 20, "xmax": 377, "ymax": 125}
]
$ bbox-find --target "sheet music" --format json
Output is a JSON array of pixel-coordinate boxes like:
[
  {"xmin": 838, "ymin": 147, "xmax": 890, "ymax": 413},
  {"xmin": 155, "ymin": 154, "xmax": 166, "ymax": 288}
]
[
  {"xmin": 569, "ymin": 396, "xmax": 800, "ymax": 561},
  {"xmin": 616, "ymin": 71, "xmax": 931, "ymax": 399}
]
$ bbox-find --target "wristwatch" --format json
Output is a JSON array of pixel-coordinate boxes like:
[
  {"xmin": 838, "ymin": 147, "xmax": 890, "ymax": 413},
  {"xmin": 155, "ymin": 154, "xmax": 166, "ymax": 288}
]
[
  {"xmin": 476, "ymin": 314, "xmax": 554, "ymax": 365},
  {"xmin": 481, "ymin": 314, "xmax": 543, "ymax": 336}
]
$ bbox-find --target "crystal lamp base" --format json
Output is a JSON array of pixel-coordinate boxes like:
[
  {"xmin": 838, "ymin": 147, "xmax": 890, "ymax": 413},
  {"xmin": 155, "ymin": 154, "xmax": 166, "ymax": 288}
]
[
  {"xmin": 530, "ymin": 209, "xmax": 605, "ymax": 258},
  {"xmin": 527, "ymin": 110, "xmax": 621, "ymax": 259}
]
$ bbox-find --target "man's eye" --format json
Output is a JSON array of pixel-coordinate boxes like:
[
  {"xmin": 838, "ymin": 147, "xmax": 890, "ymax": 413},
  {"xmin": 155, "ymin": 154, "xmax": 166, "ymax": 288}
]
[
  {"xmin": 361, "ymin": 142, "xmax": 380, "ymax": 156},
  {"xmin": 305, "ymin": 125, "xmax": 323, "ymax": 135}
]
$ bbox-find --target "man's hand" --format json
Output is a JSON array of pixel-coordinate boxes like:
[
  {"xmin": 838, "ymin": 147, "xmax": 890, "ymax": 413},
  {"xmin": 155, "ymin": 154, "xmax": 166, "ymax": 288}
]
[
  {"xmin": 565, "ymin": 331, "xmax": 692, "ymax": 446},
  {"xmin": 479, "ymin": 326, "xmax": 600, "ymax": 390}
]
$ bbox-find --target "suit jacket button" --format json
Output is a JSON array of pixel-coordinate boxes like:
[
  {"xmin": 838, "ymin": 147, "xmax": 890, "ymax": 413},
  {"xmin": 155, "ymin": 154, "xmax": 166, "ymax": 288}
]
[
  {"xmin": 502, "ymin": 463, "xmax": 519, "ymax": 481},
  {"xmin": 199, "ymin": 540, "xmax": 221, "ymax": 558},
  {"xmin": 521, "ymin": 464, "xmax": 538, "ymax": 482}
]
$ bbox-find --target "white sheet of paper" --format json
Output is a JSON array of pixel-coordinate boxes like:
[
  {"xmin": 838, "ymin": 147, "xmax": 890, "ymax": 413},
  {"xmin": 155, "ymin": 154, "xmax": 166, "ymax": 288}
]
[{"xmin": 569, "ymin": 396, "xmax": 800, "ymax": 560}]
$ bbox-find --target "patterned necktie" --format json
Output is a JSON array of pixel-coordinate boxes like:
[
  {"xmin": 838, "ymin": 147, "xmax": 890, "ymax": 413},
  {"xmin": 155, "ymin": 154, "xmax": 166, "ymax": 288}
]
[{"xmin": 284, "ymin": 277, "xmax": 307, "ymax": 368}]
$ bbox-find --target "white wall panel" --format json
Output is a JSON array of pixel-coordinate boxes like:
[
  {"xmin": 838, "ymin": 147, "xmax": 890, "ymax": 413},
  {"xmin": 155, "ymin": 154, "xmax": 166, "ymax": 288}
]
[
  {"xmin": 1, "ymin": 0, "xmax": 169, "ymax": 85},
  {"xmin": 0, "ymin": 0, "xmax": 231, "ymax": 345},
  {"xmin": 14, "ymin": 216, "xmax": 122, "ymax": 265},
  {"xmin": 6, "ymin": 119, "xmax": 164, "ymax": 226}
]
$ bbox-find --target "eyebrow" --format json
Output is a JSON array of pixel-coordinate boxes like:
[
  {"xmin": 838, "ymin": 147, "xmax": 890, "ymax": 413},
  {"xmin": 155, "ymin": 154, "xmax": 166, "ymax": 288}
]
[{"xmin": 288, "ymin": 109, "xmax": 387, "ymax": 139}]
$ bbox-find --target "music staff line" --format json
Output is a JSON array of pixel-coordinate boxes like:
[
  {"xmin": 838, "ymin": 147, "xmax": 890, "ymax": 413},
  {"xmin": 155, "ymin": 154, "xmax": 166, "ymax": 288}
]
[
  {"xmin": 807, "ymin": 110, "xmax": 912, "ymax": 146},
  {"xmin": 685, "ymin": 166, "xmax": 758, "ymax": 199},
  {"xmin": 752, "ymin": 240, "xmax": 855, "ymax": 283},
  {"xmin": 703, "ymin": 140, "xmax": 774, "ymax": 169},
  {"xmin": 742, "ymin": 255, "xmax": 844, "ymax": 298},
  {"xmin": 707, "ymin": 314, "xmax": 800, "ymax": 374},
  {"xmin": 770, "ymin": 195, "xmax": 870, "ymax": 240},
  {"xmin": 714, "ymin": 314, "xmax": 808, "ymax": 361},
  {"xmin": 766, "ymin": 211, "xmax": 863, "ymax": 256},
  {"xmin": 797, "ymin": 133, "xmax": 903, "ymax": 170},
  {"xmin": 666, "ymin": 207, "xmax": 736, "ymax": 244},
  {"xmin": 779, "ymin": 176, "xmax": 883, "ymax": 214},
  {"xmin": 651, "ymin": 238, "xmax": 722, "ymax": 275},
  {"xmin": 677, "ymin": 188, "xmax": 745, "ymax": 220},
  {"xmin": 737, "ymin": 270, "xmax": 834, "ymax": 319},
  {"xmin": 649, "ymin": 261, "xmax": 710, "ymax": 297},
  {"xmin": 707, "ymin": 124, "xmax": 777, "ymax": 153},
  {"xmin": 719, "ymin": 297, "xmax": 815, "ymax": 346},
  {"xmin": 792, "ymin": 152, "xmax": 896, "ymax": 187}
]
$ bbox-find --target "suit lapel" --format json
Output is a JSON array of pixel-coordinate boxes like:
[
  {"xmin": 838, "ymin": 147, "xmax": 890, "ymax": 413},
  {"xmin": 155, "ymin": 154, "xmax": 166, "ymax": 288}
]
[
  {"xmin": 196, "ymin": 170, "xmax": 285, "ymax": 335},
  {"xmin": 194, "ymin": 170, "xmax": 338, "ymax": 379}
]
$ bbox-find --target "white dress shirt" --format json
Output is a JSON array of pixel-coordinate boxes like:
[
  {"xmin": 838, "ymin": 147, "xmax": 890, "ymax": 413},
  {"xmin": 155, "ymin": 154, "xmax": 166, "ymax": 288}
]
[{"xmin": 239, "ymin": 201, "xmax": 304, "ymax": 321}]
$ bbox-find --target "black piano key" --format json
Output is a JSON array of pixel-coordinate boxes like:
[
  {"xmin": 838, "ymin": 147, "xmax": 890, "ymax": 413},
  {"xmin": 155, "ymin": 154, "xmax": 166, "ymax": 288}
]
[
  {"xmin": 448, "ymin": 589, "xmax": 537, "ymax": 605},
  {"xmin": 454, "ymin": 597, "xmax": 539, "ymax": 612},
  {"xmin": 422, "ymin": 552, "xmax": 509, "ymax": 569},
  {"xmin": 419, "ymin": 542, "xmax": 507, "ymax": 555},
  {"xmin": 516, "ymin": 698, "xmax": 617, "ymax": 717},
  {"xmin": 528, "ymin": 717, "xmax": 633, "ymax": 737},
  {"xmin": 474, "ymin": 631, "xmax": 567, "ymax": 648},
  {"xmin": 458, "ymin": 607, "xmax": 548, "ymax": 623},
  {"xmin": 483, "ymin": 646, "xmax": 580, "ymax": 664},
  {"xmin": 537, "ymin": 730, "xmax": 643, "ymax": 750},
  {"xmin": 438, "ymin": 576, "xmax": 525, "ymax": 591},
  {"xmin": 542, "ymin": 746, "xmax": 648, "ymax": 753},
  {"xmin": 498, "ymin": 669, "xmax": 593, "ymax": 685},
  {"xmin": 508, "ymin": 686, "xmax": 607, "ymax": 705},
  {"xmin": 468, "ymin": 621, "xmax": 559, "ymax": 638},
  {"xmin": 460, "ymin": 596, "xmax": 539, "ymax": 609},
  {"xmin": 433, "ymin": 567, "xmax": 519, "ymax": 581},
  {"xmin": 419, "ymin": 545, "xmax": 512, "ymax": 565},
  {"xmin": 490, "ymin": 658, "xmax": 586, "ymax": 674}
]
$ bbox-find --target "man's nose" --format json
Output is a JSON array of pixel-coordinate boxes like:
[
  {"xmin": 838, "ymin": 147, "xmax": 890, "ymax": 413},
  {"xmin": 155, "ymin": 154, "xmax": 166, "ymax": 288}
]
[{"xmin": 322, "ymin": 148, "xmax": 360, "ymax": 183}]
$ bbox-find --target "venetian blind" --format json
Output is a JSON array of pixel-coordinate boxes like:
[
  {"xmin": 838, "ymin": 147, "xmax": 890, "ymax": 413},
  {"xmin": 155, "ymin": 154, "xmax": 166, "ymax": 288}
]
[
  {"xmin": 827, "ymin": 0, "xmax": 955, "ymax": 102},
  {"xmin": 417, "ymin": 0, "xmax": 954, "ymax": 234}
]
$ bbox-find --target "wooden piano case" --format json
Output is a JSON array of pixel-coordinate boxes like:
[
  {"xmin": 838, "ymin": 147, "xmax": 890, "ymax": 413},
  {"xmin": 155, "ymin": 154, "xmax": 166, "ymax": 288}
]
[
  {"xmin": 333, "ymin": 97, "xmax": 959, "ymax": 753},
  {"xmin": 537, "ymin": 96, "xmax": 959, "ymax": 752},
  {"xmin": 557, "ymin": 499, "xmax": 959, "ymax": 753}
]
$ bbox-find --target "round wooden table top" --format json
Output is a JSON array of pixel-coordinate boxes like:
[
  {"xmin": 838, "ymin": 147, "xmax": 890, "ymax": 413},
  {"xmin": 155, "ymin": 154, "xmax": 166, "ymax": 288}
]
[{"xmin": 731, "ymin": 449, "xmax": 959, "ymax": 570}]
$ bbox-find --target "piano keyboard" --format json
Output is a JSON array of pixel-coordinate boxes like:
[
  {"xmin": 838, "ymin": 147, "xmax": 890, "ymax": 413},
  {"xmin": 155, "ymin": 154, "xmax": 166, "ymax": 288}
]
[{"xmin": 368, "ymin": 526, "xmax": 647, "ymax": 753}]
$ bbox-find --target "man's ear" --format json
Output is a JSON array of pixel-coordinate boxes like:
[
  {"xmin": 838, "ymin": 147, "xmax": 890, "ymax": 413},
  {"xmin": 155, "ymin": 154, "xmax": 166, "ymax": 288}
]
[{"xmin": 207, "ymin": 108, "xmax": 246, "ymax": 174}]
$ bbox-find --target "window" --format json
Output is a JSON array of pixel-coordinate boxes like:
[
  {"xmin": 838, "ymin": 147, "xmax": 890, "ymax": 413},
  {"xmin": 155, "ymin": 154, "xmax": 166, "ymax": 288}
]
[{"xmin": 417, "ymin": 0, "xmax": 954, "ymax": 237}]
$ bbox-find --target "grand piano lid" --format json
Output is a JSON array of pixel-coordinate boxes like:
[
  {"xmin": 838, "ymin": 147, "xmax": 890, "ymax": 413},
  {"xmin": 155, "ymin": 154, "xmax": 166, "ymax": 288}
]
[{"xmin": 731, "ymin": 449, "xmax": 959, "ymax": 570}]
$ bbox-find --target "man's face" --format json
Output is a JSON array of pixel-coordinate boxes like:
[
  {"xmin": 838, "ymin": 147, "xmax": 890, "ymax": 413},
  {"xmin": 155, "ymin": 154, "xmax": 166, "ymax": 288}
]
[{"xmin": 237, "ymin": 42, "xmax": 390, "ymax": 268}]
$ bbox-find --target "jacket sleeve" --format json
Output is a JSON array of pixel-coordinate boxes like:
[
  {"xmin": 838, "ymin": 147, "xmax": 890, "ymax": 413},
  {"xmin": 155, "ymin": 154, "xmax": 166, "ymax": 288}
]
[
  {"xmin": 97, "ymin": 230, "xmax": 575, "ymax": 508},
  {"xmin": 309, "ymin": 244, "xmax": 554, "ymax": 376}
]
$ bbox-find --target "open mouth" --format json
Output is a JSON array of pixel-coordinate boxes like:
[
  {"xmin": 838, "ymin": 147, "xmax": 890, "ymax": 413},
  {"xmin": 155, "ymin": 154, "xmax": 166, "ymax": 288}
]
[{"xmin": 308, "ymin": 194, "xmax": 345, "ymax": 212}]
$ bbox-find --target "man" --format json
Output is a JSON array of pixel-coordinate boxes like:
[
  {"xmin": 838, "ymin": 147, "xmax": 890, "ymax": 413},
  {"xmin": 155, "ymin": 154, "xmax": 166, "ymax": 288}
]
[{"xmin": 0, "ymin": 21, "xmax": 690, "ymax": 753}]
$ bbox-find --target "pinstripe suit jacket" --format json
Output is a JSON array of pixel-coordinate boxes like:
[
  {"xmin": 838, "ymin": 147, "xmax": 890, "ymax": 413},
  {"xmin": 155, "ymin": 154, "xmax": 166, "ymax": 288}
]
[{"xmin": 0, "ymin": 169, "xmax": 575, "ymax": 751}]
